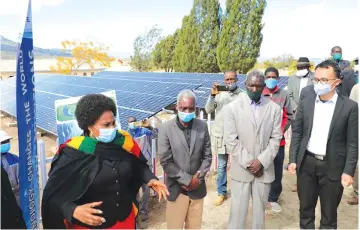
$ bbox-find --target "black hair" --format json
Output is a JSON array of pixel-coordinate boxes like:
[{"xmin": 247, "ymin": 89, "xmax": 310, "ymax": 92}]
[
  {"xmin": 264, "ymin": 67, "xmax": 279, "ymax": 77},
  {"xmin": 75, "ymin": 94, "xmax": 117, "ymax": 133},
  {"xmin": 315, "ymin": 60, "xmax": 341, "ymax": 79},
  {"xmin": 331, "ymin": 46, "xmax": 342, "ymax": 53}
]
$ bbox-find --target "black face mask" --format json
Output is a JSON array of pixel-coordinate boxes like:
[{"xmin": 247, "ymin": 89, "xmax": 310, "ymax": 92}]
[{"xmin": 246, "ymin": 87, "xmax": 263, "ymax": 102}]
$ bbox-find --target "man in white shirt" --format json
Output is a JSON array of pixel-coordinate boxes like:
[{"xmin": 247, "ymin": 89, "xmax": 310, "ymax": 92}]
[{"xmin": 288, "ymin": 60, "xmax": 358, "ymax": 229}]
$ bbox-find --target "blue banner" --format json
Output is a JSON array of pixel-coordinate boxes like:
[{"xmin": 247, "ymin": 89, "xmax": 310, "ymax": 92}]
[{"xmin": 16, "ymin": 0, "xmax": 40, "ymax": 229}]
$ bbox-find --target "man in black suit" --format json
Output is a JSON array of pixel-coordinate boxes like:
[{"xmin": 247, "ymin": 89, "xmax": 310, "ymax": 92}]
[{"xmin": 288, "ymin": 60, "xmax": 358, "ymax": 229}]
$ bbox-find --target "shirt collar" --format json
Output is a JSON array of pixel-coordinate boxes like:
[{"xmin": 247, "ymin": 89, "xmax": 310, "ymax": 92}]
[
  {"xmin": 176, "ymin": 116, "xmax": 192, "ymax": 130},
  {"xmin": 316, "ymin": 92, "xmax": 338, "ymax": 104},
  {"xmin": 262, "ymin": 86, "xmax": 279, "ymax": 96},
  {"xmin": 250, "ymin": 96, "xmax": 263, "ymax": 105}
]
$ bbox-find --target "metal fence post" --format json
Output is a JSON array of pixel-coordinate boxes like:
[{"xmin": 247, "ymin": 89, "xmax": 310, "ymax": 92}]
[{"xmin": 39, "ymin": 139, "xmax": 47, "ymax": 190}]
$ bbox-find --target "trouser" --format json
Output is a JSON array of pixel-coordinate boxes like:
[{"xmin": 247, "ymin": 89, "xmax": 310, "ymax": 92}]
[
  {"xmin": 136, "ymin": 163, "xmax": 152, "ymax": 218},
  {"xmin": 353, "ymin": 165, "xmax": 358, "ymax": 196},
  {"xmin": 268, "ymin": 146, "xmax": 285, "ymax": 202},
  {"xmin": 137, "ymin": 184, "xmax": 150, "ymax": 217},
  {"xmin": 217, "ymin": 154, "xmax": 229, "ymax": 195},
  {"xmin": 298, "ymin": 152, "xmax": 343, "ymax": 229},
  {"xmin": 166, "ymin": 193, "xmax": 204, "ymax": 229},
  {"xmin": 228, "ymin": 179, "xmax": 271, "ymax": 229}
]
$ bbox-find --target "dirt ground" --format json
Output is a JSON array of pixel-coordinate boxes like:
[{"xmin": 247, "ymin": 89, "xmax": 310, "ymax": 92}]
[{"xmin": 1, "ymin": 113, "xmax": 358, "ymax": 229}]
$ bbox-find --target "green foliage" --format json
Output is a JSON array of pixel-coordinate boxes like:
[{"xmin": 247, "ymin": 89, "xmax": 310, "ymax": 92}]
[
  {"xmin": 152, "ymin": 31, "xmax": 178, "ymax": 72},
  {"xmin": 196, "ymin": 0, "xmax": 221, "ymax": 73},
  {"xmin": 216, "ymin": 0, "xmax": 266, "ymax": 73},
  {"xmin": 174, "ymin": 10, "xmax": 201, "ymax": 72},
  {"xmin": 130, "ymin": 25, "xmax": 163, "ymax": 72}
]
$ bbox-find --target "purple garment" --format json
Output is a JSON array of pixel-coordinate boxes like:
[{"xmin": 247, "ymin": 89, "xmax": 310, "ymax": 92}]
[{"xmin": 250, "ymin": 97, "xmax": 262, "ymax": 122}]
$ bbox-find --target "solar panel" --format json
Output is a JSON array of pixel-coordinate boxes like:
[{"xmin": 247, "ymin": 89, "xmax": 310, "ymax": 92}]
[{"xmin": 0, "ymin": 72, "xmax": 290, "ymax": 136}]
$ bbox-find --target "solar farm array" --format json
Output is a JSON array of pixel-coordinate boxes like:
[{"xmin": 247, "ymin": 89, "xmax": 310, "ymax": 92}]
[{"xmin": 0, "ymin": 71, "xmax": 289, "ymax": 136}]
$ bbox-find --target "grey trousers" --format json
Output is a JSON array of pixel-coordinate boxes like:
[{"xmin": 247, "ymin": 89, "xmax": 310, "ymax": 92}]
[{"xmin": 228, "ymin": 179, "xmax": 271, "ymax": 229}]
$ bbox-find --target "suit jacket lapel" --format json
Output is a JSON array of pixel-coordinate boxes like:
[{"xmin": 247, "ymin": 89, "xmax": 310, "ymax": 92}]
[
  {"xmin": 172, "ymin": 123, "xmax": 189, "ymax": 154},
  {"xmin": 242, "ymin": 95, "xmax": 256, "ymax": 128},
  {"xmin": 307, "ymin": 93, "xmax": 316, "ymax": 135},
  {"xmin": 190, "ymin": 122, "xmax": 197, "ymax": 155},
  {"xmin": 293, "ymin": 77, "xmax": 301, "ymax": 98},
  {"xmin": 327, "ymin": 96, "xmax": 344, "ymax": 140}
]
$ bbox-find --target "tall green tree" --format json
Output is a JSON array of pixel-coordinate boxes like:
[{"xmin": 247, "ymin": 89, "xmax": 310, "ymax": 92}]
[
  {"xmin": 130, "ymin": 25, "xmax": 162, "ymax": 72},
  {"xmin": 197, "ymin": 0, "xmax": 222, "ymax": 73},
  {"xmin": 152, "ymin": 30, "xmax": 179, "ymax": 72},
  {"xmin": 174, "ymin": 12, "xmax": 201, "ymax": 72},
  {"xmin": 217, "ymin": 0, "xmax": 266, "ymax": 73}
]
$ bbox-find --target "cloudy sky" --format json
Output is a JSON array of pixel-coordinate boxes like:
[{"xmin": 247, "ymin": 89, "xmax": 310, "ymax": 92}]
[{"xmin": 0, "ymin": 0, "xmax": 359, "ymax": 59}]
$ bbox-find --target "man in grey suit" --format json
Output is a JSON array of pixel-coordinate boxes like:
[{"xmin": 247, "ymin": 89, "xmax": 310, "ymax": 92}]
[
  {"xmin": 287, "ymin": 57, "xmax": 315, "ymax": 108},
  {"xmin": 224, "ymin": 70, "xmax": 282, "ymax": 229},
  {"xmin": 159, "ymin": 89, "xmax": 212, "ymax": 229},
  {"xmin": 286, "ymin": 57, "xmax": 314, "ymax": 192}
]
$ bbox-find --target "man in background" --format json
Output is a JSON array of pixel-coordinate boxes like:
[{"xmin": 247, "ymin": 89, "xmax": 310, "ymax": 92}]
[
  {"xmin": 127, "ymin": 117, "xmax": 158, "ymax": 223},
  {"xmin": 205, "ymin": 70, "xmax": 241, "ymax": 206},
  {"xmin": 0, "ymin": 130, "xmax": 20, "ymax": 205},
  {"xmin": 330, "ymin": 46, "xmax": 356, "ymax": 97},
  {"xmin": 347, "ymin": 83, "xmax": 359, "ymax": 205},
  {"xmin": 286, "ymin": 57, "xmax": 314, "ymax": 192},
  {"xmin": 262, "ymin": 67, "xmax": 293, "ymax": 212},
  {"xmin": 287, "ymin": 57, "xmax": 314, "ymax": 107}
]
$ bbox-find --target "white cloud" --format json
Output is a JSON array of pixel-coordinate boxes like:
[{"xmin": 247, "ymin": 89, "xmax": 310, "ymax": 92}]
[{"xmin": 0, "ymin": 0, "xmax": 64, "ymax": 15}]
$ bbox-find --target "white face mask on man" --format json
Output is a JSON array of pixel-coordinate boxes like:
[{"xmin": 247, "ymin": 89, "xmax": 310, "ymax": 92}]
[{"xmin": 296, "ymin": 69, "xmax": 309, "ymax": 77}]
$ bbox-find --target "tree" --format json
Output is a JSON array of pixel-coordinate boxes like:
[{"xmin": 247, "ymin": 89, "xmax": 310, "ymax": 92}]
[
  {"xmin": 50, "ymin": 41, "xmax": 114, "ymax": 75},
  {"xmin": 152, "ymin": 30, "xmax": 179, "ymax": 72},
  {"xmin": 216, "ymin": 0, "xmax": 266, "ymax": 73},
  {"xmin": 196, "ymin": 0, "xmax": 221, "ymax": 72},
  {"xmin": 130, "ymin": 25, "xmax": 163, "ymax": 72},
  {"xmin": 270, "ymin": 54, "xmax": 295, "ymax": 69},
  {"xmin": 174, "ymin": 11, "xmax": 201, "ymax": 72}
]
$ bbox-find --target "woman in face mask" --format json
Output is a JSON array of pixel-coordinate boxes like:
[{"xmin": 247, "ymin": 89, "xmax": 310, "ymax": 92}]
[{"xmin": 42, "ymin": 94, "xmax": 169, "ymax": 229}]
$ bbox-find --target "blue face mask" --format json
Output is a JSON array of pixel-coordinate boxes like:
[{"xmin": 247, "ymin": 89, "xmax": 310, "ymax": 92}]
[
  {"xmin": 94, "ymin": 127, "xmax": 117, "ymax": 143},
  {"xmin": 178, "ymin": 111, "xmax": 195, "ymax": 123},
  {"xmin": 265, "ymin": 79, "xmax": 278, "ymax": 89},
  {"xmin": 333, "ymin": 53, "xmax": 342, "ymax": 61},
  {"xmin": 1, "ymin": 143, "xmax": 10, "ymax": 154},
  {"xmin": 314, "ymin": 83, "xmax": 332, "ymax": 96},
  {"xmin": 128, "ymin": 123, "xmax": 136, "ymax": 130}
]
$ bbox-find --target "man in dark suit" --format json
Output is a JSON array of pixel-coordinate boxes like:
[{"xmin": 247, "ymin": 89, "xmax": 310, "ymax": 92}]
[
  {"xmin": 331, "ymin": 46, "xmax": 356, "ymax": 97},
  {"xmin": 159, "ymin": 89, "xmax": 212, "ymax": 229},
  {"xmin": 288, "ymin": 60, "xmax": 358, "ymax": 229}
]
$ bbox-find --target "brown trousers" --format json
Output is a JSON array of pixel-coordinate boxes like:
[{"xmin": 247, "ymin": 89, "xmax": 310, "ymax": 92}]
[{"xmin": 166, "ymin": 193, "xmax": 204, "ymax": 229}]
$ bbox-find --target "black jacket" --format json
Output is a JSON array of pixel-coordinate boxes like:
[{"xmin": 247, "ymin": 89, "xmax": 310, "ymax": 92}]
[
  {"xmin": 41, "ymin": 141, "xmax": 156, "ymax": 229},
  {"xmin": 1, "ymin": 166, "xmax": 26, "ymax": 229},
  {"xmin": 290, "ymin": 85, "xmax": 358, "ymax": 180}
]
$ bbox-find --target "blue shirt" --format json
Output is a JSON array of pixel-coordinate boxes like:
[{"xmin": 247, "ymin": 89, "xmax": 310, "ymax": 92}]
[{"xmin": 127, "ymin": 127, "xmax": 157, "ymax": 139}]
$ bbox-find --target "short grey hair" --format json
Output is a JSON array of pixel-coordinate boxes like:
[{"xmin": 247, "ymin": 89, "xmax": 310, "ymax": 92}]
[
  {"xmin": 177, "ymin": 89, "xmax": 196, "ymax": 105},
  {"xmin": 246, "ymin": 70, "xmax": 265, "ymax": 83}
]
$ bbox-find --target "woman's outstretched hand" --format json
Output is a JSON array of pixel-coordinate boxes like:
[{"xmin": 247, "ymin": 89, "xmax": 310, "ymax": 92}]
[
  {"xmin": 147, "ymin": 179, "xmax": 170, "ymax": 201},
  {"xmin": 73, "ymin": 201, "xmax": 105, "ymax": 226}
]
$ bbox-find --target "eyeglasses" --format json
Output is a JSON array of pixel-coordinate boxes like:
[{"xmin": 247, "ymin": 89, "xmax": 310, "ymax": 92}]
[{"xmin": 312, "ymin": 78, "xmax": 337, "ymax": 84}]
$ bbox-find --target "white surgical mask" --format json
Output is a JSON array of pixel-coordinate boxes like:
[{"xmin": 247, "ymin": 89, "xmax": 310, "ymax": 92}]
[
  {"xmin": 296, "ymin": 69, "xmax": 309, "ymax": 77},
  {"xmin": 355, "ymin": 65, "xmax": 359, "ymax": 72}
]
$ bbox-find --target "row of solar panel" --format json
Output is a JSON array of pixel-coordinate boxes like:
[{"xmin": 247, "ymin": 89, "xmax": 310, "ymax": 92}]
[{"xmin": 0, "ymin": 72, "xmax": 290, "ymax": 136}]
